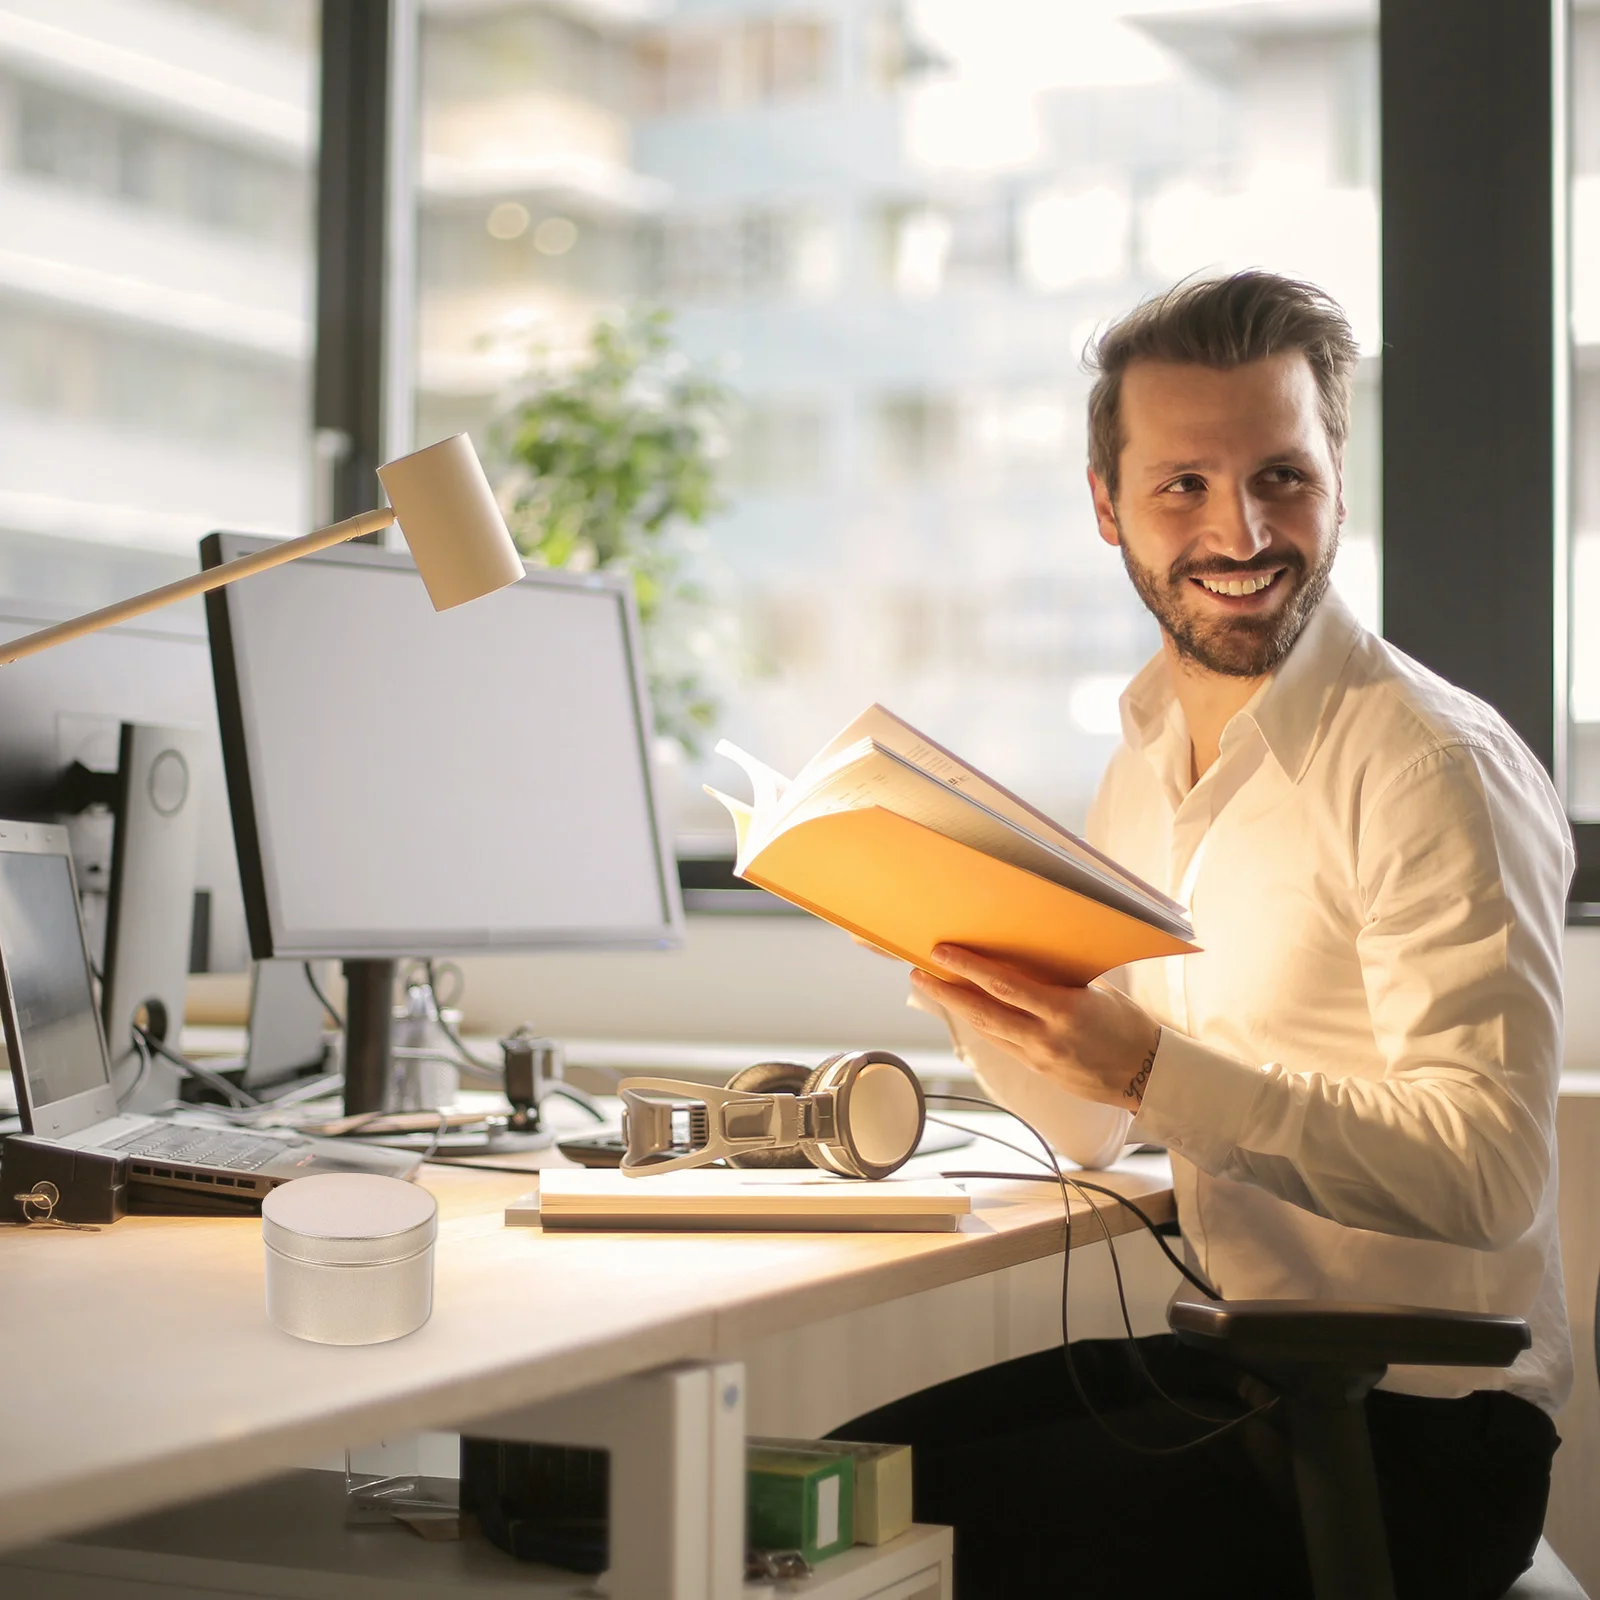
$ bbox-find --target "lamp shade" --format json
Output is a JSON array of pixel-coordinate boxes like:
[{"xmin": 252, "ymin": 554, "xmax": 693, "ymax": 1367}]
[{"xmin": 377, "ymin": 434, "xmax": 526, "ymax": 611}]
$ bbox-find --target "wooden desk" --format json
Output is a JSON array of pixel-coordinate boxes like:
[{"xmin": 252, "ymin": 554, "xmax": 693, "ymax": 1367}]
[{"xmin": 0, "ymin": 1133, "xmax": 1175, "ymax": 1595}]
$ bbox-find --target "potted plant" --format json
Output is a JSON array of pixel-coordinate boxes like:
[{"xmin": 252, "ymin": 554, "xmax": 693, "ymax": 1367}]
[{"xmin": 493, "ymin": 308, "xmax": 733, "ymax": 759}]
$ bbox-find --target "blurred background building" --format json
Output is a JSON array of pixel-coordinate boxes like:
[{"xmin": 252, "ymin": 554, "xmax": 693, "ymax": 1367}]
[{"xmin": 6, "ymin": 0, "xmax": 1598, "ymax": 837}]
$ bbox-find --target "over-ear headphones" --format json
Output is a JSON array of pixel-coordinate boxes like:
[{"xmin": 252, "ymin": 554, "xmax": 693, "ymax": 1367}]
[{"xmin": 618, "ymin": 1050, "xmax": 925, "ymax": 1181}]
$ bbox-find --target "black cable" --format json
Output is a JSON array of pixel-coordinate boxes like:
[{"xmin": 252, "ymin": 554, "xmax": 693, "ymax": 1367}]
[
  {"xmin": 113, "ymin": 1028, "xmax": 152, "ymax": 1111},
  {"xmin": 133, "ymin": 1025, "xmax": 259, "ymax": 1109},
  {"xmin": 928, "ymin": 1111, "xmax": 1244, "ymax": 1427},
  {"xmin": 303, "ymin": 962, "xmax": 345, "ymax": 1031},
  {"xmin": 424, "ymin": 959, "xmax": 501, "ymax": 1077},
  {"xmin": 538, "ymin": 1085, "xmax": 607, "ymax": 1123},
  {"xmin": 927, "ymin": 1093, "xmax": 1278, "ymax": 1456},
  {"xmin": 939, "ymin": 1167, "xmax": 1215, "ymax": 1298},
  {"xmin": 939, "ymin": 1158, "xmax": 1240, "ymax": 1430}
]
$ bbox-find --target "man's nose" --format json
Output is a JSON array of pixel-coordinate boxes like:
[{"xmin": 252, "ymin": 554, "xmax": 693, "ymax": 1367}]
[{"xmin": 1205, "ymin": 483, "xmax": 1272, "ymax": 561}]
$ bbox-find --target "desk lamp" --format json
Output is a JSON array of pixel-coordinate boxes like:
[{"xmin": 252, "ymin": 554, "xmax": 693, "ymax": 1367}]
[
  {"xmin": 0, "ymin": 434, "xmax": 523, "ymax": 1112},
  {"xmin": 0, "ymin": 433, "xmax": 524, "ymax": 667}
]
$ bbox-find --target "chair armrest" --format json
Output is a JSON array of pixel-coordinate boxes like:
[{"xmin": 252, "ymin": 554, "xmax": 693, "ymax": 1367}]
[{"xmin": 1170, "ymin": 1295, "xmax": 1530, "ymax": 1370}]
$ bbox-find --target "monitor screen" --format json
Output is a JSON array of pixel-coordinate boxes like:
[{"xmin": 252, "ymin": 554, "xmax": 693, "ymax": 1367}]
[
  {"xmin": 0, "ymin": 845, "xmax": 108, "ymax": 1114},
  {"xmin": 205, "ymin": 538, "xmax": 681, "ymax": 959}
]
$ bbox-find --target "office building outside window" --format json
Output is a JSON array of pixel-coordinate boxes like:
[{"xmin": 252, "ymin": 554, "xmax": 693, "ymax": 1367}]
[
  {"xmin": 0, "ymin": 0, "xmax": 318, "ymax": 612},
  {"xmin": 410, "ymin": 0, "xmax": 1380, "ymax": 847}
]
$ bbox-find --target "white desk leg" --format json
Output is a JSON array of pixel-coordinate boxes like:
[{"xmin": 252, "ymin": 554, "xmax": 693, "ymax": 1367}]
[{"xmin": 472, "ymin": 1360, "xmax": 745, "ymax": 1600}]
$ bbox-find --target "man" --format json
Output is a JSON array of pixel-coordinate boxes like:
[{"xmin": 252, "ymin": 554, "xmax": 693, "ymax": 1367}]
[{"xmin": 837, "ymin": 271, "xmax": 1573, "ymax": 1599}]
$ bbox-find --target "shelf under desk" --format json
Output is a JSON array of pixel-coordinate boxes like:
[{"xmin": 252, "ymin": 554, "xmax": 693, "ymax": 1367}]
[{"xmin": 0, "ymin": 1129, "xmax": 1175, "ymax": 1566}]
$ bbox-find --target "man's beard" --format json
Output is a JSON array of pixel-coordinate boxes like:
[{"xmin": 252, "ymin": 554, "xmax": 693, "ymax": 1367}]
[{"xmin": 1118, "ymin": 526, "xmax": 1338, "ymax": 678}]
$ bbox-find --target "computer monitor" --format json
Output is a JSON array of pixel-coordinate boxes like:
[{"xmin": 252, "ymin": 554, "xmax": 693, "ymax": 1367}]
[
  {"xmin": 0, "ymin": 603, "xmax": 254, "ymax": 1110},
  {"xmin": 202, "ymin": 534, "xmax": 683, "ymax": 1112},
  {"xmin": 0, "ymin": 600, "xmax": 250, "ymax": 974}
]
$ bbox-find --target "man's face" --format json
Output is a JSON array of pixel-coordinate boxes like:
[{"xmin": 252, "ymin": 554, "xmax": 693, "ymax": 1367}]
[{"xmin": 1089, "ymin": 352, "xmax": 1344, "ymax": 678}]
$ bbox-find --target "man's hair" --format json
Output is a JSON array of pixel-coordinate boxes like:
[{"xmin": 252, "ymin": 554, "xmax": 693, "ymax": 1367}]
[{"xmin": 1085, "ymin": 271, "xmax": 1360, "ymax": 497}]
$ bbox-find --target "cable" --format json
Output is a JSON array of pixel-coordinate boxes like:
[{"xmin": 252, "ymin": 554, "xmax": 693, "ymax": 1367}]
[
  {"xmin": 936, "ymin": 1164, "xmax": 1214, "ymax": 1299},
  {"xmin": 303, "ymin": 962, "xmax": 345, "ymax": 1031},
  {"xmin": 927, "ymin": 1110, "xmax": 1239, "ymax": 1425},
  {"xmin": 926, "ymin": 1093, "xmax": 1278, "ymax": 1456},
  {"xmin": 133, "ymin": 1025, "xmax": 259, "ymax": 1110},
  {"xmin": 113, "ymin": 1029, "xmax": 152, "ymax": 1111},
  {"xmin": 423, "ymin": 960, "xmax": 502, "ymax": 1078},
  {"xmin": 419, "ymin": 1108, "xmax": 450, "ymax": 1164},
  {"xmin": 538, "ymin": 1084, "xmax": 607, "ymax": 1123}
]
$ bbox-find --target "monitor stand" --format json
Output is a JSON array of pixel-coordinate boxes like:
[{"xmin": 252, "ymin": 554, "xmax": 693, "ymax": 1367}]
[{"xmin": 342, "ymin": 958, "xmax": 395, "ymax": 1115}]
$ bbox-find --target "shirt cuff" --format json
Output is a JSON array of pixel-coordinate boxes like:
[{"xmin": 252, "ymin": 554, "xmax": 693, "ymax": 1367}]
[{"xmin": 1129, "ymin": 1027, "xmax": 1269, "ymax": 1174}]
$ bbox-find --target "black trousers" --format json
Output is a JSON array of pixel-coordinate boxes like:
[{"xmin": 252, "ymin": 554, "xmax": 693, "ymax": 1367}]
[{"xmin": 830, "ymin": 1336, "xmax": 1558, "ymax": 1600}]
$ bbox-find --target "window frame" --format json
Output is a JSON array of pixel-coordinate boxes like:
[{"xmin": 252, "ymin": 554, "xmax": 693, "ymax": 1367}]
[{"xmin": 1379, "ymin": 0, "xmax": 1598, "ymax": 917}]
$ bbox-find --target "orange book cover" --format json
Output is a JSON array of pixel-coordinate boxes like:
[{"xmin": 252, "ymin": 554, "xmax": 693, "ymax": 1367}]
[
  {"xmin": 708, "ymin": 707, "xmax": 1198, "ymax": 986},
  {"xmin": 740, "ymin": 806, "xmax": 1195, "ymax": 986}
]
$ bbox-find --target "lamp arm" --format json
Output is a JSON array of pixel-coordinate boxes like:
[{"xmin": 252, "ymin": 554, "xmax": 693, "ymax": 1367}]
[{"xmin": 0, "ymin": 507, "xmax": 397, "ymax": 667}]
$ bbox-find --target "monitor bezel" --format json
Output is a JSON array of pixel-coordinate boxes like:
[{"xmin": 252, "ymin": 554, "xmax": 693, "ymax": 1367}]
[
  {"xmin": 202, "ymin": 533, "xmax": 685, "ymax": 961},
  {"xmin": 0, "ymin": 820, "xmax": 119, "ymax": 1139}
]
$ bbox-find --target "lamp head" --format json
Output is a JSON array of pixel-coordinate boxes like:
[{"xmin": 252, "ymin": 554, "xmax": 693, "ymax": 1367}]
[{"xmin": 376, "ymin": 434, "xmax": 525, "ymax": 611}]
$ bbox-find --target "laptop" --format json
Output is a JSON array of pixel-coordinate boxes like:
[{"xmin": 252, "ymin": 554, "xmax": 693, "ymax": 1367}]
[{"xmin": 0, "ymin": 821, "xmax": 419, "ymax": 1209}]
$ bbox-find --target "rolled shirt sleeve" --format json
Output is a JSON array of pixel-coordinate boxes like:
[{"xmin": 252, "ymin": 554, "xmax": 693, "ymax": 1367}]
[
  {"xmin": 1130, "ymin": 740, "xmax": 1572, "ymax": 1252},
  {"xmin": 912, "ymin": 989, "xmax": 1134, "ymax": 1170}
]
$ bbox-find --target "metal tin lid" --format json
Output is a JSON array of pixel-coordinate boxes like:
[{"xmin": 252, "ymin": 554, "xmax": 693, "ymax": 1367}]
[{"xmin": 262, "ymin": 1174, "xmax": 437, "ymax": 1268}]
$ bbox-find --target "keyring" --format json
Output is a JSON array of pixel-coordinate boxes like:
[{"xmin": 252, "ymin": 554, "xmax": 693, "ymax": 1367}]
[{"xmin": 16, "ymin": 1181, "xmax": 60, "ymax": 1222}]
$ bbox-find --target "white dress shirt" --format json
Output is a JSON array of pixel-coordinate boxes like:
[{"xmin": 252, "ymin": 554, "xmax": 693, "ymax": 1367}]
[{"xmin": 938, "ymin": 587, "xmax": 1575, "ymax": 1412}]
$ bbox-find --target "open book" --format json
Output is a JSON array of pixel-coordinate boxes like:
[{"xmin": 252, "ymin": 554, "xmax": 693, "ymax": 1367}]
[{"xmin": 706, "ymin": 704, "xmax": 1197, "ymax": 986}]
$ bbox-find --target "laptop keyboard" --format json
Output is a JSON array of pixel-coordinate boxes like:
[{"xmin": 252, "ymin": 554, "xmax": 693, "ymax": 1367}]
[{"xmin": 105, "ymin": 1125, "xmax": 307, "ymax": 1172}]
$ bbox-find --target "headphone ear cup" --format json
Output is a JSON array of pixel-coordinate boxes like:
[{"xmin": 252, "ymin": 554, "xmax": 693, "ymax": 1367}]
[
  {"xmin": 724, "ymin": 1062, "xmax": 812, "ymax": 1168},
  {"xmin": 801, "ymin": 1054, "xmax": 849, "ymax": 1099},
  {"xmin": 805, "ymin": 1051, "xmax": 924, "ymax": 1180},
  {"xmin": 726, "ymin": 1061, "xmax": 812, "ymax": 1098}
]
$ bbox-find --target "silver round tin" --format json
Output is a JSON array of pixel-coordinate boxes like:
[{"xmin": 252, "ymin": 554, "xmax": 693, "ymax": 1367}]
[{"xmin": 261, "ymin": 1174, "xmax": 437, "ymax": 1345}]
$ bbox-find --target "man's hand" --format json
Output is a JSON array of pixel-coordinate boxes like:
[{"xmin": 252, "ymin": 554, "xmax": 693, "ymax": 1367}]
[{"xmin": 910, "ymin": 944, "xmax": 1162, "ymax": 1109}]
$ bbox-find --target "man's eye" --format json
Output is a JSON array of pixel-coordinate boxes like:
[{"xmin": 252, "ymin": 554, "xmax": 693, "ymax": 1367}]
[
  {"xmin": 1261, "ymin": 466, "xmax": 1305, "ymax": 486},
  {"xmin": 1161, "ymin": 475, "xmax": 1204, "ymax": 495}
]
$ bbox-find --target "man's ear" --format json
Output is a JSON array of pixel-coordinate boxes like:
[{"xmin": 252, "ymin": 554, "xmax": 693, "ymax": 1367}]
[{"xmin": 1088, "ymin": 468, "xmax": 1121, "ymax": 549}]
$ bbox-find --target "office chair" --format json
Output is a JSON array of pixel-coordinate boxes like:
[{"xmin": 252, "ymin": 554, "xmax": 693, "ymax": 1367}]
[{"xmin": 1168, "ymin": 1295, "xmax": 1588, "ymax": 1599}]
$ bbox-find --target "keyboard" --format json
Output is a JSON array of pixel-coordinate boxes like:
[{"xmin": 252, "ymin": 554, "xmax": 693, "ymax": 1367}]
[{"xmin": 105, "ymin": 1124, "xmax": 307, "ymax": 1173}]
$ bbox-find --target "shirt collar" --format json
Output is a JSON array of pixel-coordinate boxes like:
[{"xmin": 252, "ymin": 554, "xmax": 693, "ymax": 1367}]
[{"xmin": 1118, "ymin": 586, "xmax": 1365, "ymax": 784}]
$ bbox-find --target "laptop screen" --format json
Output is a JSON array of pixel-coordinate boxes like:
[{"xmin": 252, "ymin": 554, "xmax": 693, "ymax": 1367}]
[{"xmin": 0, "ymin": 848, "xmax": 109, "ymax": 1113}]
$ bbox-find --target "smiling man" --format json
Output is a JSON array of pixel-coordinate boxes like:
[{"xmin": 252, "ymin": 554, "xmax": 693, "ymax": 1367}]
[{"xmin": 836, "ymin": 273, "xmax": 1575, "ymax": 1599}]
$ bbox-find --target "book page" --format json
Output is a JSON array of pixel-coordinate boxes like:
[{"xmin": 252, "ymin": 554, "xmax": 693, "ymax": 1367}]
[
  {"xmin": 713, "ymin": 739, "xmax": 791, "ymax": 819},
  {"xmin": 809, "ymin": 704, "xmax": 1187, "ymax": 925},
  {"xmin": 775, "ymin": 743, "xmax": 1191, "ymax": 937},
  {"xmin": 704, "ymin": 787, "xmax": 755, "ymax": 865}
]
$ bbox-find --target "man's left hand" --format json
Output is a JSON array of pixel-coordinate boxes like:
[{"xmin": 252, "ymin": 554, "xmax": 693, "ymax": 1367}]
[{"xmin": 910, "ymin": 945, "xmax": 1162, "ymax": 1109}]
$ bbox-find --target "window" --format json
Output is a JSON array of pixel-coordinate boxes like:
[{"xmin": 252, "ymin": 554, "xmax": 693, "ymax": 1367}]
[
  {"xmin": 0, "ymin": 1, "xmax": 318, "ymax": 610},
  {"xmin": 1571, "ymin": 3, "xmax": 1600, "ymax": 818},
  {"xmin": 411, "ymin": 1, "xmax": 1379, "ymax": 851}
]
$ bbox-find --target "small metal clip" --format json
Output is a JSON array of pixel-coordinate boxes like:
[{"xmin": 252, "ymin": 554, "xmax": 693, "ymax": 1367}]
[{"xmin": 10, "ymin": 1181, "xmax": 100, "ymax": 1231}]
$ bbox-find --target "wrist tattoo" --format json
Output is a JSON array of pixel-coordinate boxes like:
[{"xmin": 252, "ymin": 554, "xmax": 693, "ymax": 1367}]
[{"xmin": 1123, "ymin": 1045, "xmax": 1156, "ymax": 1105}]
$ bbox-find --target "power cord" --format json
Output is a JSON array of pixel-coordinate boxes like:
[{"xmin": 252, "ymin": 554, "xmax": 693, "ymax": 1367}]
[
  {"xmin": 132, "ymin": 1024, "xmax": 259, "ymax": 1110},
  {"xmin": 926, "ymin": 1093, "xmax": 1279, "ymax": 1455},
  {"xmin": 928, "ymin": 1107, "xmax": 1243, "ymax": 1429},
  {"xmin": 303, "ymin": 962, "xmax": 345, "ymax": 1031},
  {"xmin": 423, "ymin": 960, "xmax": 502, "ymax": 1081},
  {"xmin": 112, "ymin": 1028, "xmax": 153, "ymax": 1110},
  {"xmin": 539, "ymin": 1084, "xmax": 607, "ymax": 1123}
]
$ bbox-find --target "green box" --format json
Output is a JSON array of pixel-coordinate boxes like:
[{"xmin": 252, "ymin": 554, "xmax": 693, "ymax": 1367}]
[
  {"xmin": 751, "ymin": 1438, "xmax": 913, "ymax": 1546},
  {"xmin": 746, "ymin": 1446, "xmax": 855, "ymax": 1565}
]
